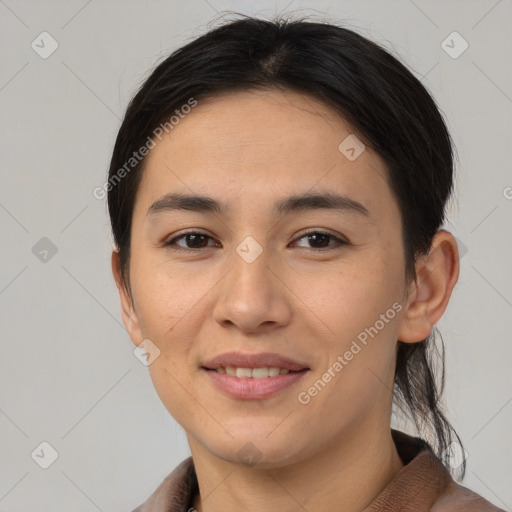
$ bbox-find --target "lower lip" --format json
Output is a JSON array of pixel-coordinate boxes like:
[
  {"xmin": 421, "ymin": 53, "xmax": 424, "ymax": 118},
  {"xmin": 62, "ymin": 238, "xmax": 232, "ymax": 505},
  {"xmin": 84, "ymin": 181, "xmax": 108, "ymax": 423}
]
[{"xmin": 202, "ymin": 368, "xmax": 309, "ymax": 400}]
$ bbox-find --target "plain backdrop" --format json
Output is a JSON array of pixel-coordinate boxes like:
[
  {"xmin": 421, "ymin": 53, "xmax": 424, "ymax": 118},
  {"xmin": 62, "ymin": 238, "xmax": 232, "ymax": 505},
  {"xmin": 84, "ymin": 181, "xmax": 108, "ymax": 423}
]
[{"xmin": 0, "ymin": 1, "xmax": 511, "ymax": 511}]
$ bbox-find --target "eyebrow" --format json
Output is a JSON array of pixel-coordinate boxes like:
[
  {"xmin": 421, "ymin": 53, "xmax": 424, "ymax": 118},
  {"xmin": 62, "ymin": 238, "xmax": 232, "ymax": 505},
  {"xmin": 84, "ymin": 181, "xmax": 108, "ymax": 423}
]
[{"xmin": 146, "ymin": 192, "xmax": 370, "ymax": 218}]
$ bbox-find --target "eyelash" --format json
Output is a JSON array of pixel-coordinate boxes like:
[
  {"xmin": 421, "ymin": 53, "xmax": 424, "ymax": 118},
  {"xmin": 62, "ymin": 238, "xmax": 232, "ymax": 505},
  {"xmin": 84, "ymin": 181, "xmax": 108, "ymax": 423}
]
[{"xmin": 163, "ymin": 230, "xmax": 349, "ymax": 253}]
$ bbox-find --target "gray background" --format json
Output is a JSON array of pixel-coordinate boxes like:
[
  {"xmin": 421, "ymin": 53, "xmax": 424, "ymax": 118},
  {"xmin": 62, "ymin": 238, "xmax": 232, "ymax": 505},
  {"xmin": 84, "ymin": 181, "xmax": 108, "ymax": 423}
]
[{"xmin": 1, "ymin": 0, "xmax": 511, "ymax": 510}]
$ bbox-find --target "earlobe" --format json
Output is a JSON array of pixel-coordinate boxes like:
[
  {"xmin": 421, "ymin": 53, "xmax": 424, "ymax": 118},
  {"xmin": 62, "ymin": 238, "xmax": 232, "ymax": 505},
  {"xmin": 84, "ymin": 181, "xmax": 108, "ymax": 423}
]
[
  {"xmin": 397, "ymin": 230, "xmax": 460, "ymax": 344},
  {"xmin": 111, "ymin": 249, "xmax": 143, "ymax": 346}
]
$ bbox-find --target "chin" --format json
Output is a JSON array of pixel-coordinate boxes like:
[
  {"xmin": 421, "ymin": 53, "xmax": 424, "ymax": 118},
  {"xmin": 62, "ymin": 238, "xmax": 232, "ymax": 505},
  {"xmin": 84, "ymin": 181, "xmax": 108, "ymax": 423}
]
[{"xmin": 205, "ymin": 432, "xmax": 306, "ymax": 469}]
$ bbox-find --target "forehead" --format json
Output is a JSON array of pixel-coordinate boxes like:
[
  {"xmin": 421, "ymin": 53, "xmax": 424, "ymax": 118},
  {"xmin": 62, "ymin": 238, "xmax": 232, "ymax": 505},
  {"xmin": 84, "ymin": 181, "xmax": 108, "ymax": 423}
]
[
  {"xmin": 134, "ymin": 89, "xmax": 394, "ymax": 219},
  {"xmin": 147, "ymin": 89, "xmax": 356, "ymax": 166}
]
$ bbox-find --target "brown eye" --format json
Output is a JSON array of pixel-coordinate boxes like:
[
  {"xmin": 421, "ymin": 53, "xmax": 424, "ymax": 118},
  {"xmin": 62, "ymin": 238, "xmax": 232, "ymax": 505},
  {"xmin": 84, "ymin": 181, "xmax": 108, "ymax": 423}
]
[
  {"xmin": 293, "ymin": 231, "xmax": 348, "ymax": 250},
  {"xmin": 165, "ymin": 232, "xmax": 218, "ymax": 251}
]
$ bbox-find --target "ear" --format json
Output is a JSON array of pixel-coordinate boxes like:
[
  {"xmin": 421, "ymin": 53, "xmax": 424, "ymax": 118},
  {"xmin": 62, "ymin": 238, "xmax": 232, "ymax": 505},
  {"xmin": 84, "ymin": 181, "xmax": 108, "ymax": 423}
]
[
  {"xmin": 111, "ymin": 248, "xmax": 143, "ymax": 347},
  {"xmin": 397, "ymin": 230, "xmax": 460, "ymax": 343}
]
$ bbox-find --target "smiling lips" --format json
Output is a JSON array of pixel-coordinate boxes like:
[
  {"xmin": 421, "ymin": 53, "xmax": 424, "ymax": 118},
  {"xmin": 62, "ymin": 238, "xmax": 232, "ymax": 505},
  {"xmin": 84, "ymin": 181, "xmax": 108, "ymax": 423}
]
[
  {"xmin": 201, "ymin": 351, "xmax": 310, "ymax": 399},
  {"xmin": 202, "ymin": 351, "xmax": 309, "ymax": 371}
]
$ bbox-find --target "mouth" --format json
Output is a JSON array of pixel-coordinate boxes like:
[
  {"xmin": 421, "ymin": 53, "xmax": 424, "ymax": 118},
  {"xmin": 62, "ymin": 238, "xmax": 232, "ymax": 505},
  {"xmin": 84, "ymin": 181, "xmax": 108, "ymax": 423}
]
[
  {"xmin": 201, "ymin": 366, "xmax": 309, "ymax": 400},
  {"xmin": 201, "ymin": 351, "xmax": 310, "ymax": 373},
  {"xmin": 200, "ymin": 351, "xmax": 310, "ymax": 399}
]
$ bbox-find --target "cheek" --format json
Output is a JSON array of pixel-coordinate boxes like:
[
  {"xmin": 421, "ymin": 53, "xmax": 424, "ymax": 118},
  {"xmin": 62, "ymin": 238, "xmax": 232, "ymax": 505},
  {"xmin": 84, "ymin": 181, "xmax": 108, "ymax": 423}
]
[
  {"xmin": 299, "ymin": 278, "xmax": 402, "ymax": 430},
  {"xmin": 130, "ymin": 254, "xmax": 202, "ymax": 339},
  {"xmin": 135, "ymin": 271, "xmax": 200, "ymax": 420},
  {"xmin": 302, "ymin": 253, "xmax": 404, "ymax": 400},
  {"xmin": 309, "ymin": 256, "xmax": 404, "ymax": 337}
]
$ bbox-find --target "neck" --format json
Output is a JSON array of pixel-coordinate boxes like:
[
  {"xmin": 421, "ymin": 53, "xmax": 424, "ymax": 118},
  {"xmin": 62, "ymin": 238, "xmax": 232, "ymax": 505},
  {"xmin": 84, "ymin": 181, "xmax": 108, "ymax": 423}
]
[{"xmin": 189, "ymin": 423, "xmax": 404, "ymax": 512}]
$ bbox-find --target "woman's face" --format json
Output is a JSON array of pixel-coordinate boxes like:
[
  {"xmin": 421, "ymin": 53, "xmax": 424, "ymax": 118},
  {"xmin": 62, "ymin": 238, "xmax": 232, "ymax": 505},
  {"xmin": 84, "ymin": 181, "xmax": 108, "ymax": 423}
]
[{"xmin": 118, "ymin": 89, "xmax": 411, "ymax": 467}]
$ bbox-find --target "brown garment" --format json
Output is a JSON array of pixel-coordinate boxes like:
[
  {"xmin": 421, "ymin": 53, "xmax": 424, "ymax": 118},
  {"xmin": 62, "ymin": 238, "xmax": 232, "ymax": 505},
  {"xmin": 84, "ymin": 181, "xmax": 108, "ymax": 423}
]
[{"xmin": 132, "ymin": 429, "xmax": 505, "ymax": 511}]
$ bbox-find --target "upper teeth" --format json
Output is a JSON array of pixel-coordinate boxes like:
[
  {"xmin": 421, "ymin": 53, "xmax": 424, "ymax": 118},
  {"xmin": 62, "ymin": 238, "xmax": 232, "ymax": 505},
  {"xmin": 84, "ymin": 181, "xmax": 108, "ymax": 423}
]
[{"xmin": 216, "ymin": 367, "xmax": 290, "ymax": 378}]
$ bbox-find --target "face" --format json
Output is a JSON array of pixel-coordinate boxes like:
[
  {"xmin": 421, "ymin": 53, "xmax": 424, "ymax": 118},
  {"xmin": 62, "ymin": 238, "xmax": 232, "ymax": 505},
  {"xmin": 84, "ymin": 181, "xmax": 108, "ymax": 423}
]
[{"xmin": 117, "ymin": 89, "xmax": 411, "ymax": 468}]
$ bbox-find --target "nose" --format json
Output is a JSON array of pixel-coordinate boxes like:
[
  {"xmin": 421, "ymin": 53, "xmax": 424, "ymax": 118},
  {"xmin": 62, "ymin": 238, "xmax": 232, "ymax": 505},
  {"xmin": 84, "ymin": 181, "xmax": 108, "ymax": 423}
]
[{"xmin": 212, "ymin": 242, "xmax": 292, "ymax": 334}]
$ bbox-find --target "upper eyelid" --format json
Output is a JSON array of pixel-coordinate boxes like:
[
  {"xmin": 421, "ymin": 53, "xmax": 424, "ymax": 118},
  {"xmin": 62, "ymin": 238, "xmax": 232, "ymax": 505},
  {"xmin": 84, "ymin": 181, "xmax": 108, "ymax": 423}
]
[{"xmin": 294, "ymin": 228, "xmax": 346, "ymax": 240}]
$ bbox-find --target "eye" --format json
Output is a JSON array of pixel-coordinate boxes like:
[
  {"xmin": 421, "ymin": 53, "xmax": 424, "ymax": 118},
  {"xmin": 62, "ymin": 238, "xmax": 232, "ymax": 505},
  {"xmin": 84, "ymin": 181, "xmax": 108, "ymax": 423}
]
[
  {"xmin": 292, "ymin": 230, "xmax": 348, "ymax": 251},
  {"xmin": 164, "ymin": 229, "xmax": 348, "ymax": 253},
  {"xmin": 164, "ymin": 231, "xmax": 220, "ymax": 252}
]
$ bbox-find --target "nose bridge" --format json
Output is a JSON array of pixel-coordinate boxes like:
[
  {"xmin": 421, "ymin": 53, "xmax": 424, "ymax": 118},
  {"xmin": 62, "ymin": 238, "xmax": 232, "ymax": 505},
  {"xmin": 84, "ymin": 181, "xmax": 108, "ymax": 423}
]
[
  {"xmin": 212, "ymin": 234, "xmax": 290, "ymax": 330},
  {"xmin": 229, "ymin": 234, "xmax": 274, "ymax": 302}
]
